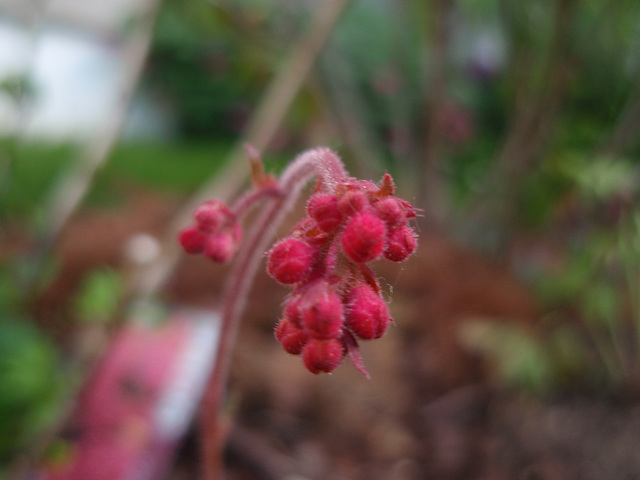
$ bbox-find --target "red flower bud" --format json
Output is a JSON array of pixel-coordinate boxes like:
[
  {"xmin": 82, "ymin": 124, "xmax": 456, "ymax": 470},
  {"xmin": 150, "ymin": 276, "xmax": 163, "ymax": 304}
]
[
  {"xmin": 267, "ymin": 237, "xmax": 318, "ymax": 284},
  {"xmin": 384, "ymin": 227, "xmax": 417, "ymax": 262},
  {"xmin": 178, "ymin": 226, "xmax": 207, "ymax": 254},
  {"xmin": 341, "ymin": 213, "xmax": 386, "ymax": 263},
  {"xmin": 374, "ymin": 197, "xmax": 407, "ymax": 229},
  {"xmin": 338, "ymin": 189, "xmax": 369, "ymax": 216},
  {"xmin": 345, "ymin": 284, "xmax": 390, "ymax": 339},
  {"xmin": 274, "ymin": 317, "xmax": 289, "ymax": 342},
  {"xmin": 398, "ymin": 198, "xmax": 417, "ymax": 218},
  {"xmin": 360, "ymin": 180, "xmax": 379, "ymax": 193},
  {"xmin": 307, "ymin": 194, "xmax": 343, "ymax": 233},
  {"xmin": 204, "ymin": 231, "xmax": 237, "ymax": 263},
  {"xmin": 283, "ymin": 292, "xmax": 304, "ymax": 328},
  {"xmin": 302, "ymin": 338, "xmax": 345, "ymax": 374},
  {"xmin": 301, "ymin": 281, "xmax": 344, "ymax": 340},
  {"xmin": 275, "ymin": 318, "xmax": 309, "ymax": 355},
  {"xmin": 195, "ymin": 200, "xmax": 231, "ymax": 233}
]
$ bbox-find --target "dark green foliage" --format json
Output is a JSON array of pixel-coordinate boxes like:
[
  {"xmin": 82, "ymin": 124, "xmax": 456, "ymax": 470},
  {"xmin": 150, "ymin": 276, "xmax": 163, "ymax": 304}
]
[{"xmin": 0, "ymin": 319, "xmax": 62, "ymax": 463}]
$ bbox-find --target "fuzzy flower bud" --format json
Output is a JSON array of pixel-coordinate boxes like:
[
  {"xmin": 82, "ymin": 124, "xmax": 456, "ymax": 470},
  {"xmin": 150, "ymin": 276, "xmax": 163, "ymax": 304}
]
[
  {"xmin": 337, "ymin": 189, "xmax": 369, "ymax": 217},
  {"xmin": 374, "ymin": 197, "xmax": 408, "ymax": 229},
  {"xmin": 384, "ymin": 227, "xmax": 417, "ymax": 262},
  {"xmin": 267, "ymin": 237, "xmax": 318, "ymax": 284},
  {"xmin": 307, "ymin": 194, "xmax": 343, "ymax": 233},
  {"xmin": 283, "ymin": 292, "xmax": 304, "ymax": 328},
  {"xmin": 345, "ymin": 284, "xmax": 390, "ymax": 339},
  {"xmin": 178, "ymin": 226, "xmax": 207, "ymax": 254},
  {"xmin": 302, "ymin": 338, "xmax": 345, "ymax": 374},
  {"xmin": 194, "ymin": 200, "xmax": 231, "ymax": 233},
  {"xmin": 301, "ymin": 281, "xmax": 344, "ymax": 340},
  {"xmin": 275, "ymin": 318, "xmax": 309, "ymax": 355},
  {"xmin": 204, "ymin": 231, "xmax": 236, "ymax": 263},
  {"xmin": 341, "ymin": 213, "xmax": 387, "ymax": 263}
]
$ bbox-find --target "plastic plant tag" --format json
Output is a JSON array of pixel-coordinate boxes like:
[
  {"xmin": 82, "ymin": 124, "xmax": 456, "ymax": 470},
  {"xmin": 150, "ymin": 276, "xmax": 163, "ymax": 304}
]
[{"xmin": 41, "ymin": 310, "xmax": 221, "ymax": 480}]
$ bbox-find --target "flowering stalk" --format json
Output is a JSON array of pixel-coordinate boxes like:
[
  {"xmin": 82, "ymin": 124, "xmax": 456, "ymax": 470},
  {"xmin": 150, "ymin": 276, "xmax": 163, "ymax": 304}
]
[{"xmin": 178, "ymin": 147, "xmax": 418, "ymax": 479}]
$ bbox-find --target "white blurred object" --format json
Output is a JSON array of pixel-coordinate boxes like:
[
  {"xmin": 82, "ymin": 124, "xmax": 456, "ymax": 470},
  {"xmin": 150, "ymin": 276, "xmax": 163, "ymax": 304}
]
[
  {"xmin": 125, "ymin": 233, "xmax": 162, "ymax": 266},
  {"xmin": 0, "ymin": 0, "xmax": 174, "ymax": 140},
  {"xmin": 0, "ymin": 0, "xmax": 155, "ymax": 37}
]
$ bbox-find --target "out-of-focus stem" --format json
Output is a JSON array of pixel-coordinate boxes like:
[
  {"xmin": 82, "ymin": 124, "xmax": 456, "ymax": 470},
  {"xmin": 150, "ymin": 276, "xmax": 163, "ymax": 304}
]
[
  {"xmin": 231, "ymin": 186, "xmax": 281, "ymax": 220},
  {"xmin": 200, "ymin": 148, "xmax": 346, "ymax": 480}
]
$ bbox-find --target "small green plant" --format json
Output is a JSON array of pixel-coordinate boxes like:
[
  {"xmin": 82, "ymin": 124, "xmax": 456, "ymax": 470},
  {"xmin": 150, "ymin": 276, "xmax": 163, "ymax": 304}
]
[
  {"xmin": 73, "ymin": 269, "xmax": 123, "ymax": 324},
  {"xmin": 462, "ymin": 156, "xmax": 640, "ymax": 396},
  {"xmin": 0, "ymin": 319, "xmax": 63, "ymax": 469}
]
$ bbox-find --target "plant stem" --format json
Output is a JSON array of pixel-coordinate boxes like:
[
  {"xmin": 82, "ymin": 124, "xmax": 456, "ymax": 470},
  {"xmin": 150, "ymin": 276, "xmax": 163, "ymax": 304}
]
[{"xmin": 199, "ymin": 148, "xmax": 346, "ymax": 480}]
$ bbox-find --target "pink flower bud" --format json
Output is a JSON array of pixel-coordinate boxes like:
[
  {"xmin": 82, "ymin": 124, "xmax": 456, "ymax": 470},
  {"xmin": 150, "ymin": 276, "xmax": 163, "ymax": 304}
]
[
  {"xmin": 302, "ymin": 338, "xmax": 345, "ymax": 374},
  {"xmin": 301, "ymin": 281, "xmax": 344, "ymax": 340},
  {"xmin": 384, "ymin": 227, "xmax": 417, "ymax": 262},
  {"xmin": 398, "ymin": 198, "xmax": 417, "ymax": 218},
  {"xmin": 345, "ymin": 284, "xmax": 390, "ymax": 339},
  {"xmin": 195, "ymin": 200, "xmax": 231, "ymax": 233},
  {"xmin": 360, "ymin": 180, "xmax": 379, "ymax": 193},
  {"xmin": 374, "ymin": 197, "xmax": 407, "ymax": 229},
  {"xmin": 284, "ymin": 292, "xmax": 304, "ymax": 328},
  {"xmin": 178, "ymin": 226, "xmax": 207, "ymax": 254},
  {"xmin": 267, "ymin": 237, "xmax": 318, "ymax": 284},
  {"xmin": 274, "ymin": 317, "xmax": 289, "ymax": 342},
  {"xmin": 338, "ymin": 189, "xmax": 369, "ymax": 217},
  {"xmin": 275, "ymin": 318, "xmax": 309, "ymax": 355},
  {"xmin": 341, "ymin": 213, "xmax": 386, "ymax": 263},
  {"xmin": 307, "ymin": 194, "xmax": 343, "ymax": 233},
  {"xmin": 204, "ymin": 231, "xmax": 236, "ymax": 263}
]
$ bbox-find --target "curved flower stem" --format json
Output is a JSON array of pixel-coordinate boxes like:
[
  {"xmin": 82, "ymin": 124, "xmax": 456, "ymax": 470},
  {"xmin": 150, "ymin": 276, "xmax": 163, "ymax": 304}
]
[
  {"xmin": 200, "ymin": 148, "xmax": 347, "ymax": 480},
  {"xmin": 231, "ymin": 185, "xmax": 281, "ymax": 220}
]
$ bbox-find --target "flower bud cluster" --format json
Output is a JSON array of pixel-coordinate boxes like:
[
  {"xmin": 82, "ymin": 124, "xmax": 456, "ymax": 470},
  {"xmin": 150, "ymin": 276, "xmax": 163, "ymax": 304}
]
[
  {"xmin": 178, "ymin": 200, "xmax": 242, "ymax": 263},
  {"xmin": 268, "ymin": 173, "xmax": 418, "ymax": 374}
]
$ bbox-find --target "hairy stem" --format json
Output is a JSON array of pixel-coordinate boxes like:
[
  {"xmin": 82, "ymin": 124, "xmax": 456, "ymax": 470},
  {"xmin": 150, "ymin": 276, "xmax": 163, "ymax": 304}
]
[
  {"xmin": 231, "ymin": 185, "xmax": 282, "ymax": 220},
  {"xmin": 200, "ymin": 148, "xmax": 346, "ymax": 480}
]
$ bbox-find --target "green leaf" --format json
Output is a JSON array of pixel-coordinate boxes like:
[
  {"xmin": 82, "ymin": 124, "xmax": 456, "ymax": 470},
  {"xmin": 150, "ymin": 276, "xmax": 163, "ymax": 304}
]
[
  {"xmin": 582, "ymin": 281, "xmax": 620, "ymax": 329},
  {"xmin": 73, "ymin": 269, "xmax": 123, "ymax": 324},
  {"xmin": 0, "ymin": 320, "xmax": 62, "ymax": 459},
  {"xmin": 459, "ymin": 320, "xmax": 554, "ymax": 393}
]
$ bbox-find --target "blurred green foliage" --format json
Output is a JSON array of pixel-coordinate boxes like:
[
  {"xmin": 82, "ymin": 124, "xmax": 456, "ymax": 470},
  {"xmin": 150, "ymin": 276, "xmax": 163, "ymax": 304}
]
[
  {"xmin": 74, "ymin": 269, "xmax": 123, "ymax": 324},
  {"xmin": 463, "ymin": 154, "xmax": 640, "ymax": 396},
  {"xmin": 0, "ymin": 140, "xmax": 232, "ymax": 221},
  {"xmin": 0, "ymin": 319, "xmax": 62, "ymax": 465},
  {"xmin": 0, "ymin": 141, "xmax": 76, "ymax": 219},
  {"xmin": 146, "ymin": 0, "xmax": 307, "ymax": 138}
]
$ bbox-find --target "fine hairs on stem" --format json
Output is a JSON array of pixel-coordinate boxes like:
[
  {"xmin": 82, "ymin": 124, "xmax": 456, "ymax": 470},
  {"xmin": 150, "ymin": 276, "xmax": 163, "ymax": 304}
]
[{"xmin": 178, "ymin": 147, "xmax": 418, "ymax": 479}]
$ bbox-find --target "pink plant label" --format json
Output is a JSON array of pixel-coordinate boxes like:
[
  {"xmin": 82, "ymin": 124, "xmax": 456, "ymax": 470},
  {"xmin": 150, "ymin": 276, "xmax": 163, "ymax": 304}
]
[{"xmin": 41, "ymin": 312, "xmax": 221, "ymax": 480}]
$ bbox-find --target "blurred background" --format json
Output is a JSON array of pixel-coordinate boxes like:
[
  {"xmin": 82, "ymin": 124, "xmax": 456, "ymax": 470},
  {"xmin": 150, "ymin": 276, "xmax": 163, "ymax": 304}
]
[{"xmin": 2, "ymin": 0, "xmax": 640, "ymax": 479}]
